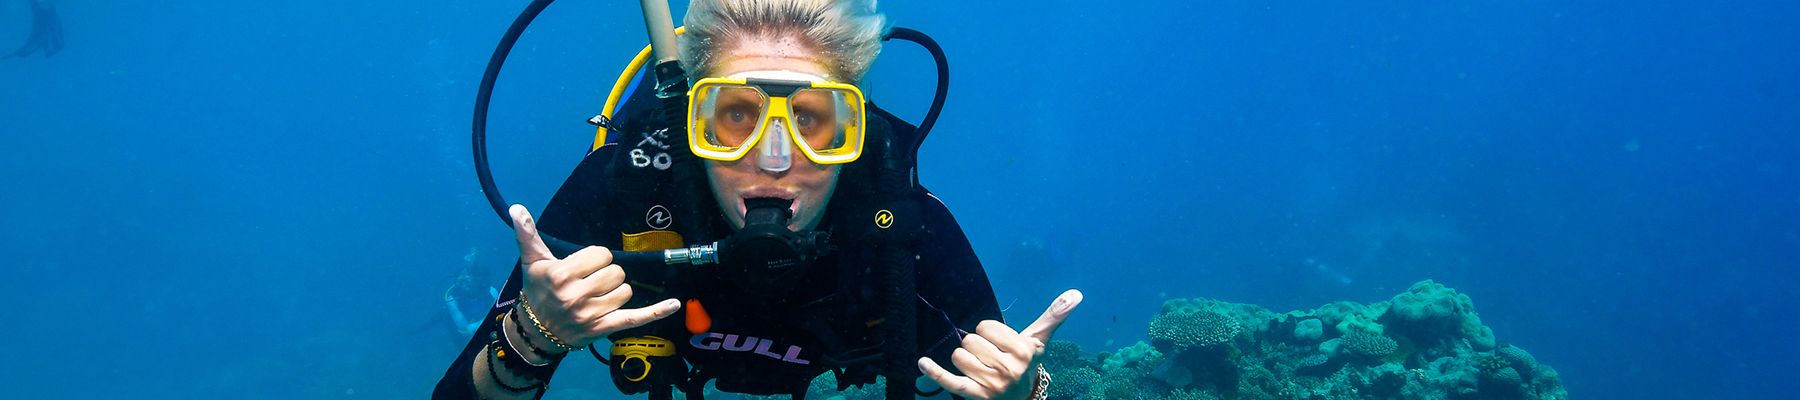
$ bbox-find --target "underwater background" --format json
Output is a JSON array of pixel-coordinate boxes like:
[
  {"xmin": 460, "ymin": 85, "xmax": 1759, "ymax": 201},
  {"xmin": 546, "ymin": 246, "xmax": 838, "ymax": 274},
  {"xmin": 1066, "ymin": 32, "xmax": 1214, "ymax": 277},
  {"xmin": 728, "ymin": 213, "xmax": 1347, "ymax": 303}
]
[{"xmin": 2, "ymin": 0, "xmax": 1796, "ymax": 398}]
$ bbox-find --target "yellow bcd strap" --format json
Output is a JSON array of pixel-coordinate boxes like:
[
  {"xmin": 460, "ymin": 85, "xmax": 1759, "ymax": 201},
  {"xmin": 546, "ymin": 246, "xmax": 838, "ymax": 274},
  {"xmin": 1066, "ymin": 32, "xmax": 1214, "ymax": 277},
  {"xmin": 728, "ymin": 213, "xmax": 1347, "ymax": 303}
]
[{"xmin": 622, "ymin": 230, "xmax": 684, "ymax": 252}]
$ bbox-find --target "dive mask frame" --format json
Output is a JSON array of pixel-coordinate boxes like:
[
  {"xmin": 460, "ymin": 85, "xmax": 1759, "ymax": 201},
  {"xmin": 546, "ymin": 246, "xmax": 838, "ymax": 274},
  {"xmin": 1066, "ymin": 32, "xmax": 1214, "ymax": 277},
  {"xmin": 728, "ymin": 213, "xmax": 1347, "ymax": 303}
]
[{"xmin": 686, "ymin": 76, "xmax": 868, "ymax": 165}]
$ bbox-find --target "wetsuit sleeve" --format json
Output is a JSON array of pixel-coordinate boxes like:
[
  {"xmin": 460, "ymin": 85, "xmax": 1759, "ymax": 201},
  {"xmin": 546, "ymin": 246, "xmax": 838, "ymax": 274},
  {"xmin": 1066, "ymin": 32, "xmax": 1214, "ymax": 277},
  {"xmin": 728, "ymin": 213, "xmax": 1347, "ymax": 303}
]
[
  {"xmin": 913, "ymin": 191, "xmax": 1004, "ymax": 362},
  {"xmin": 433, "ymin": 148, "xmax": 618, "ymax": 399},
  {"xmin": 432, "ymin": 264, "xmax": 529, "ymax": 399}
]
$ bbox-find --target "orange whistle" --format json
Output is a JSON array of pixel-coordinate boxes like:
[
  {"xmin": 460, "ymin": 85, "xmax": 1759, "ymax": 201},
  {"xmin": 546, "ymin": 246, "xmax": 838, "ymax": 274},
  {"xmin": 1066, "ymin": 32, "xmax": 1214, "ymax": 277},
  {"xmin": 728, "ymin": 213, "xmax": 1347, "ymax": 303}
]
[{"xmin": 685, "ymin": 299, "xmax": 711, "ymax": 334}]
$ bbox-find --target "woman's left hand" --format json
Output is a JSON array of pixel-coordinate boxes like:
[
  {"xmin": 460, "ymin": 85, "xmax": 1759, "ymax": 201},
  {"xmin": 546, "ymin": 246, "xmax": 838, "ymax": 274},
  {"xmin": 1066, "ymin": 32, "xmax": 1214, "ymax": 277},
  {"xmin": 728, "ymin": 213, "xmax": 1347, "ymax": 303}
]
[{"xmin": 919, "ymin": 289, "xmax": 1084, "ymax": 400}]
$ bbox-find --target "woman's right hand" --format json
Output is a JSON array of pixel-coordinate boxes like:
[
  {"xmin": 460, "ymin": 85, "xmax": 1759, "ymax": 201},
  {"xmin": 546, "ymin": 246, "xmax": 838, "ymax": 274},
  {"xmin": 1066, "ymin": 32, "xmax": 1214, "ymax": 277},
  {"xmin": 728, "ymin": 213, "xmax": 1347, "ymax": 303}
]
[{"xmin": 508, "ymin": 204, "xmax": 682, "ymax": 355}]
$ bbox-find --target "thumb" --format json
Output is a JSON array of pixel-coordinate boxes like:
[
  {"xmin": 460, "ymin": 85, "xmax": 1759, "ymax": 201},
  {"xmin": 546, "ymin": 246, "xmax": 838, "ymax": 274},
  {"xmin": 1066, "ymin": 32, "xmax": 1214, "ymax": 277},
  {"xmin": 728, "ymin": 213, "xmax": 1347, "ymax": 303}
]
[
  {"xmin": 1020, "ymin": 289, "xmax": 1083, "ymax": 342},
  {"xmin": 510, "ymin": 204, "xmax": 555, "ymax": 264}
]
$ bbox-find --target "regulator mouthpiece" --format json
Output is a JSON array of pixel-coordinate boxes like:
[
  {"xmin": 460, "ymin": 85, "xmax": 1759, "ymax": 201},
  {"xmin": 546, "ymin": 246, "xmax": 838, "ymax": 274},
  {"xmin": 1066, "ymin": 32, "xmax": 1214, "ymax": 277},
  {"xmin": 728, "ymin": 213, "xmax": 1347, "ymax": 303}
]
[
  {"xmin": 741, "ymin": 197, "xmax": 795, "ymax": 228},
  {"xmin": 721, "ymin": 197, "xmax": 830, "ymax": 297}
]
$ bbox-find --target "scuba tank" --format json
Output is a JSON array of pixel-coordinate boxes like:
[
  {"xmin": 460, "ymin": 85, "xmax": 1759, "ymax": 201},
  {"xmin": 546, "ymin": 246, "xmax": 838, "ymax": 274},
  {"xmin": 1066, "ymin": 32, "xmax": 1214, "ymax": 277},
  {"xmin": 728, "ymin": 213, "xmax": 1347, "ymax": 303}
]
[{"xmin": 468, "ymin": 0, "xmax": 952, "ymax": 398}]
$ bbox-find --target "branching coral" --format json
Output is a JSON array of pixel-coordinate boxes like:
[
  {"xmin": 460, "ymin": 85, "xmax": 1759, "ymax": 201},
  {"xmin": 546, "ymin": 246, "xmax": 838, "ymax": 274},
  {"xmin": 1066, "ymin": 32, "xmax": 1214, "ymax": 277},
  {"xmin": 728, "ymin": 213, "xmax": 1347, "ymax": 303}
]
[
  {"xmin": 1340, "ymin": 329, "xmax": 1399, "ymax": 359},
  {"xmin": 1148, "ymin": 309, "xmax": 1243, "ymax": 352}
]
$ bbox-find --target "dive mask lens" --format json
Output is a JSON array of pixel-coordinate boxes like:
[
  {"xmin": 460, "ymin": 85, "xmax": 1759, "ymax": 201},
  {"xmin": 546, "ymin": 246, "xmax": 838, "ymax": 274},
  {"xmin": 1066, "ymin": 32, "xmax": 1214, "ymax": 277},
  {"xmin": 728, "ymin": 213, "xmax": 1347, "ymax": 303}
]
[
  {"xmin": 687, "ymin": 77, "xmax": 866, "ymax": 165},
  {"xmin": 786, "ymin": 88, "xmax": 864, "ymax": 163},
  {"xmin": 692, "ymin": 84, "xmax": 769, "ymax": 160}
]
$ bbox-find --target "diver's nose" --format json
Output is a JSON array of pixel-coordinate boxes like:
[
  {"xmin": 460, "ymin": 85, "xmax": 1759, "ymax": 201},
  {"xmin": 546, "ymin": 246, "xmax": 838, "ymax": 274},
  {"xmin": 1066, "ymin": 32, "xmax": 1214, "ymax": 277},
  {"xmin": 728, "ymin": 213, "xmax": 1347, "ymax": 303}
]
[{"xmin": 756, "ymin": 120, "xmax": 793, "ymax": 173}]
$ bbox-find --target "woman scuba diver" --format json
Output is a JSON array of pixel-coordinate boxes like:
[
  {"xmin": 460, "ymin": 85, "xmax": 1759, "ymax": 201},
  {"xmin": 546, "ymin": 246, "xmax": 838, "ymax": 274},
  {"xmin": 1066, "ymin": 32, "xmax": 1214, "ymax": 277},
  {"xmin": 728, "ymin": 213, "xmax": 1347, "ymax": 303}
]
[{"xmin": 434, "ymin": 1, "xmax": 1083, "ymax": 399}]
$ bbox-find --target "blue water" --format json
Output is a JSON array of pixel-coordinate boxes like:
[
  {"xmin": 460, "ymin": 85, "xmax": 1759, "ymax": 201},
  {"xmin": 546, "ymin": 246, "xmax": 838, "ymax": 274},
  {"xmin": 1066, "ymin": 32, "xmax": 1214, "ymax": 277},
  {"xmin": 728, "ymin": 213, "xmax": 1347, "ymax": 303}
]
[{"xmin": 3, "ymin": 0, "xmax": 1795, "ymax": 398}]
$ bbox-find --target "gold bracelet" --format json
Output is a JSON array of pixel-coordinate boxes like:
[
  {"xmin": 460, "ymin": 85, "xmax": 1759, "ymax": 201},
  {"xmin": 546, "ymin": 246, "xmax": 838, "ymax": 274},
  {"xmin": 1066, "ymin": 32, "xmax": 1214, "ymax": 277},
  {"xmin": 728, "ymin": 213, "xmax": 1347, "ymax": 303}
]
[{"xmin": 516, "ymin": 295, "xmax": 581, "ymax": 352}]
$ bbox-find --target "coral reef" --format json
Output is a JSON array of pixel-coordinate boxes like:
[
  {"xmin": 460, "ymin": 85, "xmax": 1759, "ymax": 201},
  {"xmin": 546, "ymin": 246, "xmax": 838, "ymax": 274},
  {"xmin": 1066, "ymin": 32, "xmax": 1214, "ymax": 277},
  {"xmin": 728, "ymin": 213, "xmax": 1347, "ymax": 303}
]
[
  {"xmin": 1044, "ymin": 280, "xmax": 1567, "ymax": 400},
  {"xmin": 719, "ymin": 280, "xmax": 1565, "ymax": 400}
]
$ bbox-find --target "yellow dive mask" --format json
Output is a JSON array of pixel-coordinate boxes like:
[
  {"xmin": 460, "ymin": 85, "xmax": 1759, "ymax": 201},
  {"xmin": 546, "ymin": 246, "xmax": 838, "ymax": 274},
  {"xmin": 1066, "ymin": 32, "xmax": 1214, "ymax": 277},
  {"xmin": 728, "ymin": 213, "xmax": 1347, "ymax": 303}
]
[{"xmin": 687, "ymin": 73, "xmax": 867, "ymax": 169}]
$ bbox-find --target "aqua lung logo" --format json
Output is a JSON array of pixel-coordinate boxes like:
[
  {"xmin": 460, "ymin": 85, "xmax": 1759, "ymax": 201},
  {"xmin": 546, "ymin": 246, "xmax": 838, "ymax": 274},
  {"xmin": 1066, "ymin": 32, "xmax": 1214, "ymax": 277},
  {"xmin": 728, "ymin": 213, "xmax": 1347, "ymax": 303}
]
[
  {"xmin": 646, "ymin": 205, "xmax": 672, "ymax": 230},
  {"xmin": 874, "ymin": 209, "xmax": 894, "ymax": 229},
  {"xmin": 688, "ymin": 332, "xmax": 810, "ymax": 365}
]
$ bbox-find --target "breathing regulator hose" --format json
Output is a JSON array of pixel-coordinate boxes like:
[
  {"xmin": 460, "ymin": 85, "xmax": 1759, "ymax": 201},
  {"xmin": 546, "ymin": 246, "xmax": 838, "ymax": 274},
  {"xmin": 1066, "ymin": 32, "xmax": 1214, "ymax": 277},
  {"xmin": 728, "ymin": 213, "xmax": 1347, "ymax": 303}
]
[
  {"xmin": 471, "ymin": 0, "xmax": 574, "ymax": 251},
  {"xmin": 473, "ymin": 0, "xmax": 684, "ymax": 257},
  {"xmin": 474, "ymin": 17, "xmax": 950, "ymax": 253},
  {"xmin": 881, "ymin": 27, "xmax": 948, "ymax": 163}
]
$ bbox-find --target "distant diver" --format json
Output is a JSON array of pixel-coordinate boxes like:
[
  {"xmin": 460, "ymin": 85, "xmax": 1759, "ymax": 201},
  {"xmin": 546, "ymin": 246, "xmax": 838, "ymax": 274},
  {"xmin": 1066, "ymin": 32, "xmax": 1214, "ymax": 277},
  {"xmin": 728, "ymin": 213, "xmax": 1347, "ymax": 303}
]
[
  {"xmin": 4, "ymin": 0, "xmax": 64, "ymax": 60},
  {"xmin": 444, "ymin": 263, "xmax": 501, "ymax": 337}
]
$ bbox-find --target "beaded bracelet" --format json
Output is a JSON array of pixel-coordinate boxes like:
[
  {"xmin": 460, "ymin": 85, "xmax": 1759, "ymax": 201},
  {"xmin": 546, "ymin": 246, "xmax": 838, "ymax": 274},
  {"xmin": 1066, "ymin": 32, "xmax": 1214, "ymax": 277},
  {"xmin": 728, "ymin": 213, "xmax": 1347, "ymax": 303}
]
[
  {"xmin": 516, "ymin": 295, "xmax": 581, "ymax": 352},
  {"xmin": 486, "ymin": 339, "xmax": 545, "ymax": 393},
  {"xmin": 490, "ymin": 308, "xmax": 561, "ymax": 385},
  {"xmin": 507, "ymin": 307, "xmax": 555, "ymax": 367}
]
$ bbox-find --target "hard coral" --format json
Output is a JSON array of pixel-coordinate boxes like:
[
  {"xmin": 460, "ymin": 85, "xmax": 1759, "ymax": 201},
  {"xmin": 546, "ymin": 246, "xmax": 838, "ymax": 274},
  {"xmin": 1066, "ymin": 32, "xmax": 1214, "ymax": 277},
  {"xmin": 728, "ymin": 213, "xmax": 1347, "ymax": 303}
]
[
  {"xmin": 1149, "ymin": 309, "xmax": 1243, "ymax": 352},
  {"xmin": 1102, "ymin": 341, "xmax": 1164, "ymax": 373},
  {"xmin": 1043, "ymin": 340, "xmax": 1084, "ymax": 369},
  {"xmin": 1496, "ymin": 344, "xmax": 1539, "ymax": 376},
  {"xmin": 1340, "ymin": 329, "xmax": 1399, "ymax": 359},
  {"xmin": 1293, "ymin": 318, "xmax": 1324, "ymax": 342},
  {"xmin": 1045, "ymin": 366, "xmax": 1098, "ymax": 400},
  {"xmin": 1384, "ymin": 280, "xmax": 1497, "ymax": 351},
  {"xmin": 1034, "ymin": 281, "xmax": 1566, "ymax": 400},
  {"xmin": 1390, "ymin": 280, "xmax": 1468, "ymax": 321}
]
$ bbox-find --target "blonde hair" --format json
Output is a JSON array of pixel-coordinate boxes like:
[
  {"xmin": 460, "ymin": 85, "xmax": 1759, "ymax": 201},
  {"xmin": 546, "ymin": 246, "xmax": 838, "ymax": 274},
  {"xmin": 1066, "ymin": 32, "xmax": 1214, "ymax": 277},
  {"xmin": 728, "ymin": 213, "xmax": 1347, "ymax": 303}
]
[{"xmin": 678, "ymin": 0, "xmax": 887, "ymax": 83}]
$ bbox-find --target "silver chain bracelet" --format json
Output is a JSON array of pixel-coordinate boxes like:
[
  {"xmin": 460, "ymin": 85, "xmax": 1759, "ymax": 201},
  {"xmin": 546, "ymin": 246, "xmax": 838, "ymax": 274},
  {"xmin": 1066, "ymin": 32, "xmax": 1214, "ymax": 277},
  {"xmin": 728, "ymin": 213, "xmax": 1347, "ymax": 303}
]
[{"xmin": 1028, "ymin": 363, "xmax": 1052, "ymax": 400}]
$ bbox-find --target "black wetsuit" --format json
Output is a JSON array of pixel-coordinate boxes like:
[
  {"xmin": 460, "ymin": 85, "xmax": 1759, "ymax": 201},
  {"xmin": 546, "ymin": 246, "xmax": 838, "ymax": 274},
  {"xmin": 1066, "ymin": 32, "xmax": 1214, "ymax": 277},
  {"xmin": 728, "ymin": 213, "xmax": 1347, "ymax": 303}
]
[{"xmin": 433, "ymin": 145, "xmax": 1002, "ymax": 398}]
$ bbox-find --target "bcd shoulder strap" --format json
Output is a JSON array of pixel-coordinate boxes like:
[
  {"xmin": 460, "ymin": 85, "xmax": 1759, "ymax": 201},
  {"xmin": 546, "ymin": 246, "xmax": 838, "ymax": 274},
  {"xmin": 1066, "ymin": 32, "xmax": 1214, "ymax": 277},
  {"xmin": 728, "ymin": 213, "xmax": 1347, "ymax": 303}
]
[{"xmin": 598, "ymin": 86, "xmax": 711, "ymax": 400}]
